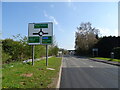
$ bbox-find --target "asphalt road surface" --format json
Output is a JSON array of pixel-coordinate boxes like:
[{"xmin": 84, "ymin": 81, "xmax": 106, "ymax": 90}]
[{"xmin": 60, "ymin": 55, "xmax": 119, "ymax": 88}]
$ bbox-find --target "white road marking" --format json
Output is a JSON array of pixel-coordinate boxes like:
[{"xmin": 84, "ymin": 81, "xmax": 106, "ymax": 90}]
[{"xmin": 89, "ymin": 65, "xmax": 94, "ymax": 68}]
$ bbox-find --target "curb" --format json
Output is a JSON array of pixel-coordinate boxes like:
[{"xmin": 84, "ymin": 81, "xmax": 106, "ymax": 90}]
[
  {"xmin": 56, "ymin": 56, "xmax": 63, "ymax": 88},
  {"xmin": 89, "ymin": 58, "xmax": 120, "ymax": 66}
]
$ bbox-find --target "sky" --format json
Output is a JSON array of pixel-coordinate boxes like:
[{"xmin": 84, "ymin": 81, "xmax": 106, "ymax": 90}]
[{"xmin": 2, "ymin": 2, "xmax": 118, "ymax": 50}]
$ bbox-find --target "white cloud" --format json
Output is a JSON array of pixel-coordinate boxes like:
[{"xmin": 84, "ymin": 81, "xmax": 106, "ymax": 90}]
[
  {"xmin": 43, "ymin": 10, "xmax": 65, "ymax": 33},
  {"xmin": 44, "ymin": 10, "xmax": 48, "ymax": 17},
  {"xmin": 49, "ymin": 16, "xmax": 58, "ymax": 25},
  {"xmin": 43, "ymin": 10, "xmax": 58, "ymax": 25},
  {"xmin": 67, "ymin": 0, "xmax": 77, "ymax": 11},
  {"xmin": 98, "ymin": 27, "xmax": 118, "ymax": 36}
]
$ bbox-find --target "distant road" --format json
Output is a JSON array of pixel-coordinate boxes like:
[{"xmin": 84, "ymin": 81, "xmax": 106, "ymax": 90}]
[{"xmin": 60, "ymin": 55, "xmax": 119, "ymax": 88}]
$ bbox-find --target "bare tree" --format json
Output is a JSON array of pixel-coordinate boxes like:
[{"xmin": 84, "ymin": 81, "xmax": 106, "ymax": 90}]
[{"xmin": 75, "ymin": 22, "xmax": 100, "ymax": 55}]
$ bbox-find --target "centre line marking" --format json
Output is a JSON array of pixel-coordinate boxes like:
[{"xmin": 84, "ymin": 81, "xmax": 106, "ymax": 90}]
[{"xmin": 89, "ymin": 65, "xmax": 94, "ymax": 68}]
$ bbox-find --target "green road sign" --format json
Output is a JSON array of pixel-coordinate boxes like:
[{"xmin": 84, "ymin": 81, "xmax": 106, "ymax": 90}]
[
  {"xmin": 28, "ymin": 37, "xmax": 40, "ymax": 43},
  {"xmin": 34, "ymin": 24, "xmax": 48, "ymax": 28},
  {"xmin": 42, "ymin": 36, "xmax": 52, "ymax": 44},
  {"xmin": 28, "ymin": 22, "xmax": 53, "ymax": 45}
]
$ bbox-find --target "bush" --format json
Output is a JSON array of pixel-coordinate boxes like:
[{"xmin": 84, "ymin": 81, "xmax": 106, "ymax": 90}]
[
  {"xmin": 2, "ymin": 51, "xmax": 12, "ymax": 63},
  {"xmin": 49, "ymin": 46, "xmax": 59, "ymax": 56},
  {"xmin": 35, "ymin": 45, "xmax": 46, "ymax": 58},
  {"xmin": 113, "ymin": 47, "xmax": 120, "ymax": 59},
  {"xmin": 2, "ymin": 34, "xmax": 59, "ymax": 63}
]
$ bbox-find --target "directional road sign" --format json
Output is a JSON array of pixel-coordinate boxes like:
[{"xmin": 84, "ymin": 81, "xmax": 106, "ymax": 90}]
[
  {"xmin": 92, "ymin": 48, "xmax": 98, "ymax": 51},
  {"xmin": 28, "ymin": 22, "xmax": 53, "ymax": 45}
]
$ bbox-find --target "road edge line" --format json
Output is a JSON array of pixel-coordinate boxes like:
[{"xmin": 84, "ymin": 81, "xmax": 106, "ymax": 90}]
[{"xmin": 56, "ymin": 56, "xmax": 63, "ymax": 88}]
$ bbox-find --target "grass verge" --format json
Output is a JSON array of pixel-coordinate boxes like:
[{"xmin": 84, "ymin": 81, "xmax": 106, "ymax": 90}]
[
  {"xmin": 2, "ymin": 57, "xmax": 62, "ymax": 88},
  {"xmin": 92, "ymin": 57, "xmax": 120, "ymax": 62}
]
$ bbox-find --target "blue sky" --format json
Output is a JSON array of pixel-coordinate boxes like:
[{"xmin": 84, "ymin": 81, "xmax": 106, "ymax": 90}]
[{"xmin": 2, "ymin": 2, "xmax": 118, "ymax": 50}]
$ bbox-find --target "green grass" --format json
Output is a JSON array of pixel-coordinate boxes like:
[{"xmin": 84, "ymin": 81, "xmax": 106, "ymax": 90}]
[
  {"xmin": 2, "ymin": 57, "xmax": 62, "ymax": 88},
  {"xmin": 92, "ymin": 57, "xmax": 120, "ymax": 62}
]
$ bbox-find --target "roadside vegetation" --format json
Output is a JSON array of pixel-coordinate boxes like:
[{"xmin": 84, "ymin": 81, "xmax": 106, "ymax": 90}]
[
  {"xmin": 75, "ymin": 22, "xmax": 99, "ymax": 56},
  {"xmin": 2, "ymin": 57, "xmax": 62, "ymax": 88},
  {"xmin": 92, "ymin": 57, "xmax": 120, "ymax": 62},
  {"xmin": 2, "ymin": 34, "xmax": 59, "ymax": 64},
  {"xmin": 2, "ymin": 34, "xmax": 62, "ymax": 88},
  {"xmin": 75, "ymin": 22, "xmax": 120, "ymax": 59}
]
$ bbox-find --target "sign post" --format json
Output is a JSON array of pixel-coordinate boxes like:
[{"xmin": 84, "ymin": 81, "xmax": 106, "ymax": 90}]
[
  {"xmin": 46, "ymin": 45, "xmax": 48, "ymax": 66},
  {"xmin": 111, "ymin": 52, "xmax": 114, "ymax": 59},
  {"xmin": 32, "ymin": 45, "xmax": 34, "ymax": 65},
  {"xmin": 28, "ymin": 22, "xmax": 53, "ymax": 66},
  {"xmin": 92, "ymin": 48, "xmax": 98, "ymax": 57}
]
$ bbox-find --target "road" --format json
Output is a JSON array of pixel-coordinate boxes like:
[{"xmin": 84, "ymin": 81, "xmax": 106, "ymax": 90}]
[{"xmin": 60, "ymin": 55, "xmax": 119, "ymax": 88}]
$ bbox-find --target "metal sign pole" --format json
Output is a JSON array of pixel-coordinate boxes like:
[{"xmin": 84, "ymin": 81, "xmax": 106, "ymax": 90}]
[
  {"xmin": 32, "ymin": 45, "xmax": 34, "ymax": 66},
  {"xmin": 46, "ymin": 45, "xmax": 48, "ymax": 66}
]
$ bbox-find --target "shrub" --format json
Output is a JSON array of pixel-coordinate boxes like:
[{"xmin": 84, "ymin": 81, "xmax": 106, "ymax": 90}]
[
  {"xmin": 2, "ymin": 51, "xmax": 12, "ymax": 63},
  {"xmin": 113, "ymin": 47, "xmax": 120, "ymax": 59}
]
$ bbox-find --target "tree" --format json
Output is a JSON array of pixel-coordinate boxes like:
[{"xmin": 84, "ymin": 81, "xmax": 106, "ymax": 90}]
[
  {"xmin": 75, "ymin": 22, "xmax": 100, "ymax": 55},
  {"xmin": 2, "ymin": 34, "xmax": 32, "ymax": 62},
  {"xmin": 35, "ymin": 45, "xmax": 46, "ymax": 58},
  {"xmin": 49, "ymin": 36, "xmax": 59, "ymax": 56},
  {"xmin": 12, "ymin": 34, "xmax": 32, "ymax": 60},
  {"xmin": 94, "ymin": 36, "xmax": 120, "ymax": 58},
  {"xmin": 113, "ymin": 47, "xmax": 120, "ymax": 59},
  {"xmin": 2, "ymin": 34, "xmax": 60, "ymax": 63}
]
